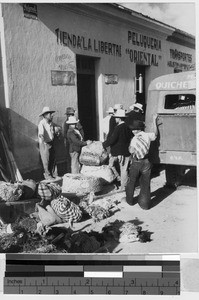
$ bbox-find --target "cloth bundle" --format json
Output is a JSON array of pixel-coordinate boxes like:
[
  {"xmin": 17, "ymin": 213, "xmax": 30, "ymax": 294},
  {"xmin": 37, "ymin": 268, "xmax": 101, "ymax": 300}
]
[
  {"xmin": 80, "ymin": 165, "xmax": 116, "ymax": 183},
  {"xmin": 51, "ymin": 196, "xmax": 82, "ymax": 223},
  {"xmin": 62, "ymin": 173, "xmax": 104, "ymax": 194},
  {"xmin": 19, "ymin": 179, "xmax": 37, "ymax": 200},
  {"xmin": 79, "ymin": 141, "xmax": 108, "ymax": 166},
  {"xmin": 37, "ymin": 182, "xmax": 62, "ymax": 202},
  {"xmin": 0, "ymin": 181, "xmax": 23, "ymax": 202}
]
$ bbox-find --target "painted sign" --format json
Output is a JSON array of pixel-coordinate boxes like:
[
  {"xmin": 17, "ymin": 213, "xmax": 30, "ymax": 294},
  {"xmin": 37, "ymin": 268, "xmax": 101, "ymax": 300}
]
[
  {"xmin": 170, "ymin": 49, "xmax": 192, "ymax": 63},
  {"xmin": 105, "ymin": 74, "xmax": 118, "ymax": 84},
  {"xmin": 55, "ymin": 28, "xmax": 122, "ymax": 57},
  {"xmin": 128, "ymin": 31, "xmax": 162, "ymax": 51},
  {"xmin": 51, "ymin": 70, "xmax": 75, "ymax": 86},
  {"xmin": 155, "ymin": 80, "xmax": 195, "ymax": 90},
  {"xmin": 23, "ymin": 4, "xmax": 38, "ymax": 20}
]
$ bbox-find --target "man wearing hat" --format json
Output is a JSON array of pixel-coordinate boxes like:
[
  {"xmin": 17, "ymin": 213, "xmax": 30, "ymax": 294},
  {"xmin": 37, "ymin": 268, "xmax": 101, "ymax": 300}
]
[
  {"xmin": 62, "ymin": 107, "xmax": 84, "ymax": 172},
  {"xmin": 125, "ymin": 102, "xmax": 144, "ymax": 128},
  {"xmin": 125, "ymin": 114, "xmax": 158, "ymax": 210},
  {"xmin": 107, "ymin": 104, "xmax": 124, "ymax": 140},
  {"xmin": 38, "ymin": 106, "xmax": 61, "ymax": 180},
  {"xmin": 103, "ymin": 109, "xmax": 132, "ymax": 190},
  {"xmin": 102, "ymin": 107, "xmax": 114, "ymax": 140},
  {"xmin": 66, "ymin": 116, "xmax": 91, "ymax": 174}
]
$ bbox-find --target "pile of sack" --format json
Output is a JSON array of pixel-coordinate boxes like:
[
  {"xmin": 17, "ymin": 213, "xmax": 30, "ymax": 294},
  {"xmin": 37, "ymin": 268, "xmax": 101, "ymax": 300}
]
[
  {"xmin": 62, "ymin": 141, "xmax": 116, "ymax": 195},
  {"xmin": 79, "ymin": 141, "xmax": 116, "ymax": 184},
  {"xmin": 0, "ymin": 180, "xmax": 83, "ymax": 228}
]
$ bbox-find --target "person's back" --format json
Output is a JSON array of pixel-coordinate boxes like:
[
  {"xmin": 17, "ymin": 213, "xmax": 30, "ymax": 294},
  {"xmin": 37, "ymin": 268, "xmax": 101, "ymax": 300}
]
[{"xmin": 107, "ymin": 122, "xmax": 132, "ymax": 157}]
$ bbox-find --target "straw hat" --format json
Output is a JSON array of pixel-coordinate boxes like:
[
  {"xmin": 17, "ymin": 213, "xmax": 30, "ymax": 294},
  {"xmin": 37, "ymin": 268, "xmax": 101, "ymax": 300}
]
[
  {"xmin": 113, "ymin": 109, "xmax": 126, "ymax": 118},
  {"xmin": 39, "ymin": 106, "xmax": 55, "ymax": 117},
  {"xmin": 113, "ymin": 103, "xmax": 123, "ymax": 110},
  {"xmin": 66, "ymin": 116, "xmax": 79, "ymax": 124},
  {"xmin": 129, "ymin": 103, "xmax": 143, "ymax": 112},
  {"xmin": 106, "ymin": 107, "xmax": 114, "ymax": 114}
]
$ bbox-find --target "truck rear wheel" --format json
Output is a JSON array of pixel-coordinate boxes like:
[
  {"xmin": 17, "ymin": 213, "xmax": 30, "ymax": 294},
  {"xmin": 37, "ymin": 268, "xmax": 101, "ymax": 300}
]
[{"xmin": 165, "ymin": 165, "xmax": 186, "ymax": 188}]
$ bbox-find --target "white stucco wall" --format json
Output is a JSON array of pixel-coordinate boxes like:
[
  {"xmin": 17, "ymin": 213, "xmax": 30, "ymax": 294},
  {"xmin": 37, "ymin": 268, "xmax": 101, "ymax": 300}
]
[{"xmin": 1, "ymin": 3, "xmax": 195, "ymax": 176}]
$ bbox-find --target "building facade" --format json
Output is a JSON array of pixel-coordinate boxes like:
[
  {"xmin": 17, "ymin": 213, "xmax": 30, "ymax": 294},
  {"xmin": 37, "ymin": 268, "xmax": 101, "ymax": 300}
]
[{"xmin": 0, "ymin": 3, "xmax": 195, "ymax": 178}]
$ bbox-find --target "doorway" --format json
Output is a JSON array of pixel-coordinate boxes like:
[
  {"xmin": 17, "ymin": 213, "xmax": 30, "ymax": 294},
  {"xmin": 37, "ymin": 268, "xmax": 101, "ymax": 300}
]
[{"xmin": 76, "ymin": 55, "xmax": 97, "ymax": 140}]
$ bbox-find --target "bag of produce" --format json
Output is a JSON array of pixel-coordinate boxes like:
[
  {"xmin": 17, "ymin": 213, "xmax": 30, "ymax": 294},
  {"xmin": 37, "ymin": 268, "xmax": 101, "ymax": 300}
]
[
  {"xmin": 79, "ymin": 141, "xmax": 108, "ymax": 166},
  {"xmin": 62, "ymin": 173, "xmax": 104, "ymax": 194},
  {"xmin": 0, "ymin": 181, "xmax": 23, "ymax": 202},
  {"xmin": 81, "ymin": 165, "xmax": 116, "ymax": 183}
]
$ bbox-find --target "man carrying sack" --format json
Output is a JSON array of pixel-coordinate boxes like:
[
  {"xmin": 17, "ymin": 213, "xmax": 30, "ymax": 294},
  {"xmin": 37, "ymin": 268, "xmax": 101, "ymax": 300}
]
[{"xmin": 125, "ymin": 114, "xmax": 158, "ymax": 210}]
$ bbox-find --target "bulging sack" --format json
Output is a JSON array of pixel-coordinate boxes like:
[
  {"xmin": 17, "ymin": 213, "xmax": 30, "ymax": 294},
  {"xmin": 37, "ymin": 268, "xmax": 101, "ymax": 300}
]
[
  {"xmin": 62, "ymin": 173, "xmax": 104, "ymax": 194},
  {"xmin": 51, "ymin": 196, "xmax": 82, "ymax": 222},
  {"xmin": 0, "ymin": 181, "xmax": 23, "ymax": 202},
  {"xmin": 79, "ymin": 141, "xmax": 108, "ymax": 166},
  {"xmin": 37, "ymin": 182, "xmax": 62, "ymax": 202},
  {"xmin": 80, "ymin": 165, "xmax": 116, "ymax": 183}
]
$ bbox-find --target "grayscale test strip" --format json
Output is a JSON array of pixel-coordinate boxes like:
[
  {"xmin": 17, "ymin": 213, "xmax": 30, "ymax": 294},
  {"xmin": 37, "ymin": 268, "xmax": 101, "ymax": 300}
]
[{"xmin": 4, "ymin": 254, "xmax": 180, "ymax": 295}]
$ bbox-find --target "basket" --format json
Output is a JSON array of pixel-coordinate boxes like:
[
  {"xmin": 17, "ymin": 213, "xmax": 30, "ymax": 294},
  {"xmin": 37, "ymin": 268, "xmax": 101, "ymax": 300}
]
[
  {"xmin": 51, "ymin": 196, "xmax": 82, "ymax": 222},
  {"xmin": 81, "ymin": 165, "xmax": 116, "ymax": 183},
  {"xmin": 62, "ymin": 173, "xmax": 104, "ymax": 195}
]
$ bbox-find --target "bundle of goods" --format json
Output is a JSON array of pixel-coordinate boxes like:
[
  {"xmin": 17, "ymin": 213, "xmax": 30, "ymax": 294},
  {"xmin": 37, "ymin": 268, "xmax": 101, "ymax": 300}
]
[
  {"xmin": 37, "ymin": 182, "xmax": 62, "ymax": 204},
  {"xmin": 36, "ymin": 204, "xmax": 63, "ymax": 227},
  {"xmin": 79, "ymin": 141, "xmax": 108, "ymax": 166},
  {"xmin": 79, "ymin": 196, "xmax": 111, "ymax": 223},
  {"xmin": 19, "ymin": 179, "xmax": 37, "ymax": 200},
  {"xmin": 0, "ymin": 181, "xmax": 23, "ymax": 202},
  {"xmin": 102, "ymin": 220, "xmax": 151, "ymax": 243},
  {"xmin": 62, "ymin": 173, "xmax": 104, "ymax": 194},
  {"xmin": 51, "ymin": 196, "xmax": 82, "ymax": 223},
  {"xmin": 69, "ymin": 232, "xmax": 101, "ymax": 253},
  {"xmin": 80, "ymin": 165, "xmax": 116, "ymax": 184},
  {"xmin": 86, "ymin": 205, "xmax": 110, "ymax": 222},
  {"xmin": 11, "ymin": 215, "xmax": 38, "ymax": 233}
]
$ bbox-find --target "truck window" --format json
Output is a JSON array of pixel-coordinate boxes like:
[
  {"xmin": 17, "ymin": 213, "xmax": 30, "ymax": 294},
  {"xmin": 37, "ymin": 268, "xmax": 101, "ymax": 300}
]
[{"xmin": 164, "ymin": 94, "xmax": 195, "ymax": 110}]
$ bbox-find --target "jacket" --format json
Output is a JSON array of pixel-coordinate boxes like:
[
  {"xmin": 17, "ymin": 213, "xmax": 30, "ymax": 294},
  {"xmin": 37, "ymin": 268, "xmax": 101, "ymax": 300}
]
[
  {"xmin": 103, "ymin": 122, "xmax": 132, "ymax": 157},
  {"xmin": 67, "ymin": 127, "xmax": 87, "ymax": 153}
]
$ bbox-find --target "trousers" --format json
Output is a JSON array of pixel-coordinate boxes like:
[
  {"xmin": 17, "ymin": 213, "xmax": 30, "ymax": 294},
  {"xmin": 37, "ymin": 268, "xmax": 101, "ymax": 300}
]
[
  {"xmin": 109, "ymin": 155, "xmax": 130, "ymax": 189},
  {"xmin": 39, "ymin": 142, "xmax": 56, "ymax": 179},
  {"xmin": 125, "ymin": 158, "xmax": 152, "ymax": 209},
  {"xmin": 70, "ymin": 151, "xmax": 81, "ymax": 174}
]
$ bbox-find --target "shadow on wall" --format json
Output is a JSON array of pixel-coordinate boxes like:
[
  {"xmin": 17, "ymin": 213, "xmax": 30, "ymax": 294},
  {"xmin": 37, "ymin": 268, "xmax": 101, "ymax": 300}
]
[{"xmin": 7, "ymin": 109, "xmax": 68, "ymax": 181}]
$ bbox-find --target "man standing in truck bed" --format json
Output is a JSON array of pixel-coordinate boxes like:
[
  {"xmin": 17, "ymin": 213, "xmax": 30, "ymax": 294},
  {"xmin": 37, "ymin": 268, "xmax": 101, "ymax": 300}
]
[{"xmin": 125, "ymin": 114, "xmax": 158, "ymax": 210}]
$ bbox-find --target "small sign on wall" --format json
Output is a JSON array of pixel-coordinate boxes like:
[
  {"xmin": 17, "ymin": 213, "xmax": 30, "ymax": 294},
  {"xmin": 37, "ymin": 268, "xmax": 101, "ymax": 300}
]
[
  {"xmin": 105, "ymin": 74, "xmax": 118, "ymax": 84},
  {"xmin": 23, "ymin": 4, "xmax": 38, "ymax": 20},
  {"xmin": 51, "ymin": 70, "xmax": 75, "ymax": 86}
]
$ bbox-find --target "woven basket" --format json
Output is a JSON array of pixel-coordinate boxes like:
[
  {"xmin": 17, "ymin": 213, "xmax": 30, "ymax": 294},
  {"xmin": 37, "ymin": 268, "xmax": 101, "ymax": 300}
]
[
  {"xmin": 62, "ymin": 173, "xmax": 104, "ymax": 194},
  {"xmin": 51, "ymin": 196, "xmax": 82, "ymax": 222},
  {"xmin": 79, "ymin": 141, "xmax": 108, "ymax": 166},
  {"xmin": 81, "ymin": 165, "xmax": 116, "ymax": 183}
]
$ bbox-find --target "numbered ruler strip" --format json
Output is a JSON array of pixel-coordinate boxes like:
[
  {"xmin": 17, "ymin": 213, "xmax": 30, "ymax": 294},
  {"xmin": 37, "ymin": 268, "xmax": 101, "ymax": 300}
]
[{"xmin": 4, "ymin": 276, "xmax": 180, "ymax": 295}]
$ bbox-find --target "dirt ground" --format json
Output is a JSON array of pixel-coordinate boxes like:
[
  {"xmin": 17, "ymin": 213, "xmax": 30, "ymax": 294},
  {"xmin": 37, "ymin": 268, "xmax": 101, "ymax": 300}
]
[{"xmin": 71, "ymin": 167, "xmax": 198, "ymax": 254}]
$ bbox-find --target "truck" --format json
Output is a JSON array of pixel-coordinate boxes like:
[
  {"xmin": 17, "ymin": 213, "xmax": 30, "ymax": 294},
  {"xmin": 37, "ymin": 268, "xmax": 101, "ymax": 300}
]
[{"xmin": 145, "ymin": 71, "xmax": 196, "ymax": 187}]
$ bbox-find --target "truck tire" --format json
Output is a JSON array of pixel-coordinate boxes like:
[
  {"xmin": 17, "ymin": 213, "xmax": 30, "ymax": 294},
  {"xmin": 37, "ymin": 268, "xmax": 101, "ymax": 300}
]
[{"xmin": 165, "ymin": 165, "xmax": 186, "ymax": 188}]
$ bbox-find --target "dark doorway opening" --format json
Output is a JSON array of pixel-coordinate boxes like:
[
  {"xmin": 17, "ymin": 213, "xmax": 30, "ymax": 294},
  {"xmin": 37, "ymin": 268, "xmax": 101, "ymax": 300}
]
[
  {"xmin": 76, "ymin": 55, "xmax": 97, "ymax": 140},
  {"xmin": 136, "ymin": 64, "xmax": 147, "ymax": 111}
]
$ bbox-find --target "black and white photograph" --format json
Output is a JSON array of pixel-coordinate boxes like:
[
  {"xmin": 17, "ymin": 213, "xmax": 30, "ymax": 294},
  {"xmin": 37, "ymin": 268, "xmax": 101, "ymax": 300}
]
[{"xmin": 0, "ymin": 1, "xmax": 197, "ymax": 256}]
